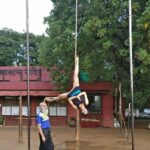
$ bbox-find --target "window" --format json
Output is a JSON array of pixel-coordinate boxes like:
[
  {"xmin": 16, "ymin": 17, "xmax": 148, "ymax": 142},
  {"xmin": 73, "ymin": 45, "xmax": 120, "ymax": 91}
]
[
  {"xmin": 49, "ymin": 105, "xmax": 66, "ymax": 116},
  {"xmin": 49, "ymin": 106, "xmax": 57, "ymax": 116},
  {"xmin": 22, "ymin": 106, "xmax": 28, "ymax": 116},
  {"xmin": 87, "ymin": 95, "xmax": 101, "ymax": 114},
  {"xmin": 2, "ymin": 106, "xmax": 11, "ymax": 115},
  {"xmin": 36, "ymin": 106, "xmax": 40, "ymax": 115},
  {"xmin": 2, "ymin": 106, "xmax": 28, "ymax": 116},
  {"xmin": 2, "ymin": 106, "xmax": 19, "ymax": 116},
  {"xmin": 12, "ymin": 106, "xmax": 19, "ymax": 115},
  {"xmin": 49, "ymin": 101, "xmax": 66, "ymax": 116},
  {"xmin": 56, "ymin": 106, "xmax": 66, "ymax": 116},
  {"xmin": 36, "ymin": 102, "xmax": 67, "ymax": 117},
  {"xmin": 2, "ymin": 97, "xmax": 28, "ymax": 116}
]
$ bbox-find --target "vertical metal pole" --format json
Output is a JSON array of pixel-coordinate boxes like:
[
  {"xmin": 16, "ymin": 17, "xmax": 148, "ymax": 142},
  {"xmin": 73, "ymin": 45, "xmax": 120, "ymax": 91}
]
[
  {"xmin": 128, "ymin": 103, "xmax": 131, "ymax": 129},
  {"xmin": 127, "ymin": 103, "xmax": 131, "ymax": 142},
  {"xmin": 129, "ymin": 0, "xmax": 135, "ymax": 149},
  {"xmin": 75, "ymin": 0, "xmax": 80, "ymax": 142},
  {"xmin": 114, "ymin": 87, "xmax": 118, "ymax": 125},
  {"xmin": 26, "ymin": 0, "xmax": 30, "ymax": 149},
  {"xmin": 119, "ymin": 83, "xmax": 123, "ymax": 133},
  {"xmin": 76, "ymin": 109, "xmax": 80, "ymax": 141},
  {"xmin": 19, "ymin": 95, "xmax": 23, "ymax": 143},
  {"xmin": 75, "ymin": 0, "xmax": 78, "ymax": 57}
]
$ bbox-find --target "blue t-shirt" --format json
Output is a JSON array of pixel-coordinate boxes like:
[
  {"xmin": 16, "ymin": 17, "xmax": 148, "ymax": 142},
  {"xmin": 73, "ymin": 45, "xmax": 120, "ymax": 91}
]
[{"xmin": 36, "ymin": 112, "xmax": 51, "ymax": 129}]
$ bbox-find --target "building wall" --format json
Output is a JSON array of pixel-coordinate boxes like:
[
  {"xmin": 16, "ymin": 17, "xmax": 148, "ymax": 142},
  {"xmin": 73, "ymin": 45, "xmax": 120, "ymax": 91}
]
[
  {"xmin": 1, "ymin": 96, "xmax": 67, "ymax": 126},
  {"xmin": 0, "ymin": 66, "xmax": 114, "ymax": 127},
  {"xmin": 102, "ymin": 93, "xmax": 114, "ymax": 127},
  {"xmin": 1, "ymin": 93, "xmax": 114, "ymax": 127}
]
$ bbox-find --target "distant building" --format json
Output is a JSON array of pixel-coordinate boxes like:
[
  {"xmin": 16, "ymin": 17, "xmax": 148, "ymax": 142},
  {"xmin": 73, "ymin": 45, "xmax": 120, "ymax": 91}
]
[{"xmin": 0, "ymin": 66, "xmax": 114, "ymax": 127}]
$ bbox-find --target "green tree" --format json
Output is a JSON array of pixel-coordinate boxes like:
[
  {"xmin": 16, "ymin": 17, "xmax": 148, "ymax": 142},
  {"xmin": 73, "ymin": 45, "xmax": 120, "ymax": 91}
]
[
  {"xmin": 39, "ymin": 0, "xmax": 150, "ymax": 108},
  {"xmin": 0, "ymin": 28, "xmax": 41, "ymax": 66},
  {"xmin": 0, "ymin": 28, "xmax": 21, "ymax": 66},
  {"xmin": 131, "ymin": 0, "xmax": 150, "ymax": 108},
  {"xmin": 40, "ymin": 0, "xmax": 121, "ymax": 88}
]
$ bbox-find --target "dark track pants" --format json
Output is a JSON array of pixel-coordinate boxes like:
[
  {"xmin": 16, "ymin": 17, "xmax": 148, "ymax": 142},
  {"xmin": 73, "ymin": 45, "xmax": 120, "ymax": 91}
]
[{"xmin": 39, "ymin": 128, "xmax": 54, "ymax": 150}]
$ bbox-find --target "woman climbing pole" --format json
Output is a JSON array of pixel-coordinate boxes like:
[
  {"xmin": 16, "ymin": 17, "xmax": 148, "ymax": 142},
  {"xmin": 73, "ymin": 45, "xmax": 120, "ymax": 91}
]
[{"xmin": 44, "ymin": 55, "xmax": 89, "ymax": 115}]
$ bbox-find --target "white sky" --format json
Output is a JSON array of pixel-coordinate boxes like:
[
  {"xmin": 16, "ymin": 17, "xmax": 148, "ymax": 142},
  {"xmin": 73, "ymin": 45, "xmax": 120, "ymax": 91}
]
[{"xmin": 0, "ymin": 0, "xmax": 53, "ymax": 35}]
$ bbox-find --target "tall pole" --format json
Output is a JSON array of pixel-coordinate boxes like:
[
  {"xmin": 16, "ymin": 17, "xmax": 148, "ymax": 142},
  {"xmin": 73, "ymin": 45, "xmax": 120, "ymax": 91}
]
[
  {"xmin": 26, "ymin": 0, "xmax": 30, "ymax": 149},
  {"xmin": 127, "ymin": 103, "xmax": 131, "ymax": 142},
  {"xmin": 76, "ymin": 109, "xmax": 80, "ymax": 141},
  {"xmin": 75, "ymin": 0, "xmax": 80, "ymax": 141},
  {"xmin": 119, "ymin": 83, "xmax": 123, "ymax": 134},
  {"xmin": 129, "ymin": 0, "xmax": 135, "ymax": 150},
  {"xmin": 19, "ymin": 95, "xmax": 23, "ymax": 143},
  {"xmin": 75, "ymin": 0, "xmax": 78, "ymax": 57}
]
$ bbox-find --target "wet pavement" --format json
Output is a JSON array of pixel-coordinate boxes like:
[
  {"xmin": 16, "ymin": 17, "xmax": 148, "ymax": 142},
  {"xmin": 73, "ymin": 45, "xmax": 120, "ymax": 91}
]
[{"xmin": 0, "ymin": 126, "xmax": 149, "ymax": 150}]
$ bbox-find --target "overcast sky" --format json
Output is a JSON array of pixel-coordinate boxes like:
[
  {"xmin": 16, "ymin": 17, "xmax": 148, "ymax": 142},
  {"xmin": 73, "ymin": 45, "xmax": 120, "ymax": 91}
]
[{"xmin": 0, "ymin": 0, "xmax": 53, "ymax": 35}]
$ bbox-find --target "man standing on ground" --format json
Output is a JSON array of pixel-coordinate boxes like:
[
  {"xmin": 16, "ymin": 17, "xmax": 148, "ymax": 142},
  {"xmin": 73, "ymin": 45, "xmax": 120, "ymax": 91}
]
[{"xmin": 36, "ymin": 102, "xmax": 54, "ymax": 150}]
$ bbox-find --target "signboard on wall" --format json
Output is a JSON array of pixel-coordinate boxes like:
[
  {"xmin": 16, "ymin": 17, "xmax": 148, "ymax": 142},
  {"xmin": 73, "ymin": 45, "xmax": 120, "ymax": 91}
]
[{"xmin": 0, "ymin": 67, "xmax": 41, "ymax": 82}]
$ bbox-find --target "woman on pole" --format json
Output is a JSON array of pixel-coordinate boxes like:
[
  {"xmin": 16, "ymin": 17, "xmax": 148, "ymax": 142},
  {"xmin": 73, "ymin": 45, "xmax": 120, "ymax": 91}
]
[{"xmin": 45, "ymin": 56, "xmax": 89, "ymax": 115}]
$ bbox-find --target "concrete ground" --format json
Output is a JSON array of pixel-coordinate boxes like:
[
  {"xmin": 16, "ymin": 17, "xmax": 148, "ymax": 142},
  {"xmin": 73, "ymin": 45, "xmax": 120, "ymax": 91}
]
[{"xmin": 0, "ymin": 126, "xmax": 149, "ymax": 150}]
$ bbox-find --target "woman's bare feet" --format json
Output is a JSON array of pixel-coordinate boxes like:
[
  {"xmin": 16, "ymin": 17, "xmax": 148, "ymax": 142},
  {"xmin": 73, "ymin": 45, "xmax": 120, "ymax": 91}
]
[{"xmin": 44, "ymin": 97, "xmax": 58, "ymax": 102}]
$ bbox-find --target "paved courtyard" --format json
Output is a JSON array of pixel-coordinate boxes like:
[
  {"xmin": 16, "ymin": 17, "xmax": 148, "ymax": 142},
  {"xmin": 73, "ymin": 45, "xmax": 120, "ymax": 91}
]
[{"xmin": 0, "ymin": 126, "xmax": 149, "ymax": 150}]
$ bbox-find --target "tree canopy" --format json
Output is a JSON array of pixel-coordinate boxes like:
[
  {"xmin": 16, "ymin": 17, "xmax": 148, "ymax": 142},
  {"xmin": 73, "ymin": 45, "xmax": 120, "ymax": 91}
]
[
  {"xmin": 0, "ymin": 1, "xmax": 150, "ymax": 108},
  {"xmin": 0, "ymin": 28, "xmax": 42, "ymax": 66}
]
